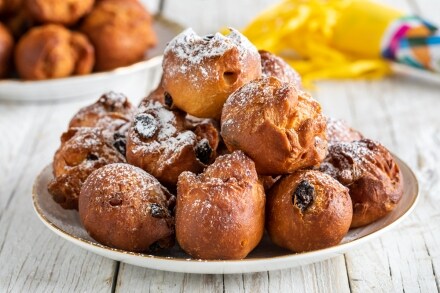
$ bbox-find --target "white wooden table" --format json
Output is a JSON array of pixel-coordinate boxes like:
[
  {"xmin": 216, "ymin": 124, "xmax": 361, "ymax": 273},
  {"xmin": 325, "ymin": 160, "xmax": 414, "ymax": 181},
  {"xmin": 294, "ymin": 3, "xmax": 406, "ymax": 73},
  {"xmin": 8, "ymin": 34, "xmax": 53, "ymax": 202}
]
[{"xmin": 1, "ymin": 0, "xmax": 440, "ymax": 292}]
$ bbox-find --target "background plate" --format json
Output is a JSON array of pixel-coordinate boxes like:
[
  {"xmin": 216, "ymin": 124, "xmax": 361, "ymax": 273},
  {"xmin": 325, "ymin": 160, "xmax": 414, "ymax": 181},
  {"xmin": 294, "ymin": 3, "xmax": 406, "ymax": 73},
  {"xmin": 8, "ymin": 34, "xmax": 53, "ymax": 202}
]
[
  {"xmin": 0, "ymin": 16, "xmax": 181, "ymax": 102},
  {"xmin": 32, "ymin": 156, "xmax": 419, "ymax": 274}
]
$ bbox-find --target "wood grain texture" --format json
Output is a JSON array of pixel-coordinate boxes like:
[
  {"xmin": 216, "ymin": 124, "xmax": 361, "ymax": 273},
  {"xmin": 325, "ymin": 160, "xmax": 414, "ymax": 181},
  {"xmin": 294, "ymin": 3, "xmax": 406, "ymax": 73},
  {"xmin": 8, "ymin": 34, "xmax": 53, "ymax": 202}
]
[
  {"xmin": 318, "ymin": 77, "xmax": 440, "ymax": 292},
  {"xmin": 0, "ymin": 104, "xmax": 42, "ymax": 214},
  {"xmin": 0, "ymin": 101, "xmax": 116, "ymax": 293},
  {"xmin": 115, "ymin": 266, "xmax": 224, "ymax": 292},
  {"xmin": 117, "ymin": 257, "xmax": 350, "ymax": 292},
  {"xmin": 267, "ymin": 257, "xmax": 350, "ymax": 293}
]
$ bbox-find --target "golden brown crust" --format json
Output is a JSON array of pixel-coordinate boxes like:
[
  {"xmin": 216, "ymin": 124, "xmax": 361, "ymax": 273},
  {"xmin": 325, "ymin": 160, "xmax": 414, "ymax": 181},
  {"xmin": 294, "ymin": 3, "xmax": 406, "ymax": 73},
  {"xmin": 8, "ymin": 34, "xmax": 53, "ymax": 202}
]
[
  {"xmin": 192, "ymin": 119, "xmax": 220, "ymax": 152},
  {"xmin": 162, "ymin": 28, "xmax": 262, "ymax": 118},
  {"xmin": 259, "ymin": 50, "xmax": 302, "ymax": 88},
  {"xmin": 79, "ymin": 163, "xmax": 175, "ymax": 252},
  {"xmin": 319, "ymin": 139, "xmax": 403, "ymax": 228},
  {"xmin": 25, "ymin": 0, "xmax": 95, "ymax": 26},
  {"xmin": 81, "ymin": 0, "xmax": 156, "ymax": 71},
  {"xmin": 48, "ymin": 127, "xmax": 126, "ymax": 209},
  {"xmin": 126, "ymin": 101, "xmax": 219, "ymax": 187},
  {"xmin": 14, "ymin": 24, "xmax": 94, "ymax": 80},
  {"xmin": 259, "ymin": 175, "xmax": 280, "ymax": 192},
  {"xmin": 69, "ymin": 92, "xmax": 136, "ymax": 129},
  {"xmin": 70, "ymin": 32, "xmax": 95, "ymax": 75},
  {"xmin": 176, "ymin": 151, "xmax": 265, "ymax": 259},
  {"xmin": 326, "ymin": 117, "xmax": 363, "ymax": 145},
  {"xmin": 221, "ymin": 76, "xmax": 327, "ymax": 175},
  {"xmin": 267, "ymin": 170, "xmax": 352, "ymax": 252},
  {"xmin": 0, "ymin": 22, "xmax": 13, "ymax": 78}
]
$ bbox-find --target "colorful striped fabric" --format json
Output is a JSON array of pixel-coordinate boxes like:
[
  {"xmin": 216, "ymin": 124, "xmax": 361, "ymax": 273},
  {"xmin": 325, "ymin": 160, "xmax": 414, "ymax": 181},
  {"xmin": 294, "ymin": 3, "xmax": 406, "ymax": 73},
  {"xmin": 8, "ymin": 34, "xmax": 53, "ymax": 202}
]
[{"xmin": 381, "ymin": 15, "xmax": 439, "ymax": 72}]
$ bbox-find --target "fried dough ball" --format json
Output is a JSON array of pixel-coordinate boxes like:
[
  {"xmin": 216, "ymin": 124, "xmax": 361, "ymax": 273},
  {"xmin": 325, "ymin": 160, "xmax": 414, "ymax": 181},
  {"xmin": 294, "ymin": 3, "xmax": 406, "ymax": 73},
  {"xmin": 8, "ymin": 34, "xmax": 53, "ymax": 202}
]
[
  {"xmin": 259, "ymin": 50, "xmax": 302, "ymax": 88},
  {"xmin": 3, "ymin": 10, "xmax": 33, "ymax": 39},
  {"xmin": 267, "ymin": 170, "xmax": 352, "ymax": 252},
  {"xmin": 15, "ymin": 24, "xmax": 94, "ymax": 80},
  {"xmin": 162, "ymin": 28, "xmax": 262, "ymax": 118},
  {"xmin": 221, "ymin": 76, "xmax": 327, "ymax": 175},
  {"xmin": 68, "ymin": 92, "xmax": 136, "ymax": 157},
  {"xmin": 25, "ymin": 0, "xmax": 95, "ymax": 26},
  {"xmin": 69, "ymin": 92, "xmax": 136, "ymax": 129},
  {"xmin": 0, "ymin": 0, "xmax": 22, "ymax": 14},
  {"xmin": 0, "ymin": 22, "xmax": 13, "ymax": 78},
  {"xmin": 81, "ymin": 0, "xmax": 156, "ymax": 71},
  {"xmin": 326, "ymin": 117, "xmax": 363, "ymax": 145},
  {"xmin": 48, "ymin": 127, "xmax": 126, "ymax": 209},
  {"xmin": 79, "ymin": 163, "xmax": 175, "ymax": 252},
  {"xmin": 319, "ymin": 139, "xmax": 403, "ymax": 228},
  {"xmin": 259, "ymin": 175, "xmax": 280, "ymax": 192},
  {"xmin": 126, "ymin": 100, "xmax": 219, "ymax": 186},
  {"xmin": 176, "ymin": 151, "xmax": 265, "ymax": 260}
]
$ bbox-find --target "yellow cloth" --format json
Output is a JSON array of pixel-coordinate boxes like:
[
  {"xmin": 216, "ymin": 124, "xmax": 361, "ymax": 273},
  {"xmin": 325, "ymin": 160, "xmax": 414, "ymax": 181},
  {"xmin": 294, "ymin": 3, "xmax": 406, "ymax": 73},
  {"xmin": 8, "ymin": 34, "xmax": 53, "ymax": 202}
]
[
  {"xmin": 242, "ymin": 0, "xmax": 400, "ymax": 87},
  {"xmin": 332, "ymin": 0, "xmax": 402, "ymax": 57}
]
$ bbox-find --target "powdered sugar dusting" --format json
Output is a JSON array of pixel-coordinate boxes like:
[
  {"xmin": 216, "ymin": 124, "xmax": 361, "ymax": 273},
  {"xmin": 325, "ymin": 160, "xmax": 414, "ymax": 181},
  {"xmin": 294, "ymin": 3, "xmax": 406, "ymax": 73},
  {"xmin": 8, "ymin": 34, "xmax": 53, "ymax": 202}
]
[
  {"xmin": 68, "ymin": 127, "xmax": 103, "ymax": 149},
  {"xmin": 259, "ymin": 50, "xmax": 302, "ymax": 87},
  {"xmin": 164, "ymin": 28, "xmax": 257, "ymax": 65},
  {"xmin": 330, "ymin": 140, "xmax": 373, "ymax": 164},
  {"xmin": 135, "ymin": 101, "xmax": 178, "ymax": 141},
  {"xmin": 83, "ymin": 163, "xmax": 174, "ymax": 238},
  {"xmin": 225, "ymin": 77, "xmax": 291, "ymax": 109},
  {"xmin": 299, "ymin": 169, "xmax": 347, "ymax": 195},
  {"xmin": 99, "ymin": 91, "xmax": 126, "ymax": 103},
  {"xmin": 134, "ymin": 113, "xmax": 158, "ymax": 138},
  {"xmin": 90, "ymin": 164, "xmax": 166, "ymax": 203},
  {"xmin": 177, "ymin": 151, "xmax": 263, "ymax": 238},
  {"xmin": 59, "ymin": 127, "xmax": 126, "ymax": 174},
  {"xmin": 165, "ymin": 28, "xmax": 233, "ymax": 64},
  {"xmin": 133, "ymin": 102, "xmax": 194, "ymax": 152},
  {"xmin": 222, "ymin": 77, "xmax": 292, "ymax": 135},
  {"xmin": 128, "ymin": 101, "xmax": 203, "ymax": 184},
  {"xmin": 163, "ymin": 28, "xmax": 260, "ymax": 90},
  {"xmin": 226, "ymin": 28, "xmax": 259, "ymax": 62},
  {"xmin": 326, "ymin": 117, "xmax": 363, "ymax": 145},
  {"xmin": 180, "ymin": 152, "xmax": 257, "ymax": 216},
  {"xmin": 160, "ymin": 131, "xmax": 197, "ymax": 168},
  {"xmin": 70, "ymin": 92, "xmax": 135, "ymax": 128},
  {"xmin": 319, "ymin": 139, "xmax": 381, "ymax": 183}
]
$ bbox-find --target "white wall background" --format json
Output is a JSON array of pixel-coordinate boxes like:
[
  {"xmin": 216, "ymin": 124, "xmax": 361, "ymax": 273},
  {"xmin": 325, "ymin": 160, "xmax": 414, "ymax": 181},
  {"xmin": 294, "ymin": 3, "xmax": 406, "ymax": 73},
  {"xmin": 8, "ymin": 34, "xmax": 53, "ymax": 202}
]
[
  {"xmin": 140, "ymin": 0, "xmax": 439, "ymax": 35},
  {"xmin": 141, "ymin": 0, "xmax": 278, "ymax": 34}
]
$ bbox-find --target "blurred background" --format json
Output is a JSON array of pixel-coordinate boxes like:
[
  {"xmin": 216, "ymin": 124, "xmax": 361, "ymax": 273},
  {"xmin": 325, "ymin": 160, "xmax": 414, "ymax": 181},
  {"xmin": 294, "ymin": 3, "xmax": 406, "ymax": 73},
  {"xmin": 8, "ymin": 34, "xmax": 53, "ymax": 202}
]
[{"xmin": 147, "ymin": 0, "xmax": 437, "ymax": 34}]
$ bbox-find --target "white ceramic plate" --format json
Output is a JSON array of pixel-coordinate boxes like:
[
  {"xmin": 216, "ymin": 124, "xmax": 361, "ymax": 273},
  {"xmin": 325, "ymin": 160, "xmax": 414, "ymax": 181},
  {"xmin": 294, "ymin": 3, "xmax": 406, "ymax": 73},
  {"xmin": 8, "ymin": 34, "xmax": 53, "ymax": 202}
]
[
  {"xmin": 0, "ymin": 17, "xmax": 181, "ymax": 102},
  {"xmin": 32, "ymin": 156, "xmax": 419, "ymax": 274}
]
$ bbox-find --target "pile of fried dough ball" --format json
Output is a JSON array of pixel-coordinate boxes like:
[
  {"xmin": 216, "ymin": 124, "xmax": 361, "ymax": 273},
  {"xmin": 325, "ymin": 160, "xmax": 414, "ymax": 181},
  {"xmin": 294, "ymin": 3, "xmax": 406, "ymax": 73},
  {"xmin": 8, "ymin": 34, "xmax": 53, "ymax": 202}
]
[
  {"xmin": 47, "ymin": 28, "xmax": 404, "ymax": 260},
  {"xmin": 0, "ymin": 0, "xmax": 156, "ymax": 80}
]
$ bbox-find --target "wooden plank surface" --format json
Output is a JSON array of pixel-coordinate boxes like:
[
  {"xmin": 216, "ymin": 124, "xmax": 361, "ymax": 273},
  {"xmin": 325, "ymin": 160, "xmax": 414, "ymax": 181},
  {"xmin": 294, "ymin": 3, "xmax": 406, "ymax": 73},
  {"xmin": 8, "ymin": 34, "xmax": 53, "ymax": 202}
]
[
  {"xmin": 0, "ymin": 100, "xmax": 117, "ymax": 292},
  {"xmin": 321, "ymin": 78, "xmax": 440, "ymax": 292},
  {"xmin": 1, "ymin": 0, "xmax": 440, "ymax": 292}
]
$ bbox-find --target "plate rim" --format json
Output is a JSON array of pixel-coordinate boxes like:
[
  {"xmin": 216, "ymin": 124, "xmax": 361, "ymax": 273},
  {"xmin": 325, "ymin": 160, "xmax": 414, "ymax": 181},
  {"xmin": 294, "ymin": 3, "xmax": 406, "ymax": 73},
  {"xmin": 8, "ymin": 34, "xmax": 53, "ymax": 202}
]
[
  {"xmin": 32, "ymin": 156, "xmax": 419, "ymax": 274},
  {"xmin": 0, "ymin": 56, "xmax": 163, "ymax": 87},
  {"xmin": 0, "ymin": 14, "xmax": 183, "ymax": 102}
]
